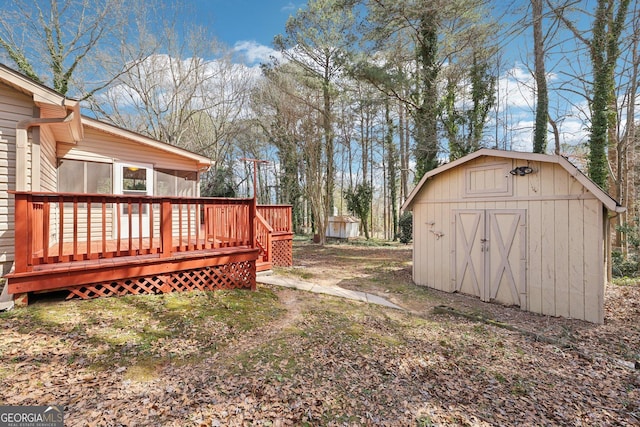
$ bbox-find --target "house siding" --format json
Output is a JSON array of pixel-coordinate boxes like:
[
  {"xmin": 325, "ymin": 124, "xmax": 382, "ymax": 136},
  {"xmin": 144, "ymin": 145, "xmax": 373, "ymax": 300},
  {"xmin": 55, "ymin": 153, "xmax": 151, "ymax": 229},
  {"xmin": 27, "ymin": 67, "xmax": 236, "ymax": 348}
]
[
  {"xmin": 58, "ymin": 127, "xmax": 202, "ymax": 171},
  {"xmin": 0, "ymin": 82, "xmax": 34, "ymax": 276},
  {"xmin": 56, "ymin": 125, "xmax": 204, "ymax": 244},
  {"xmin": 411, "ymin": 155, "xmax": 605, "ymax": 323}
]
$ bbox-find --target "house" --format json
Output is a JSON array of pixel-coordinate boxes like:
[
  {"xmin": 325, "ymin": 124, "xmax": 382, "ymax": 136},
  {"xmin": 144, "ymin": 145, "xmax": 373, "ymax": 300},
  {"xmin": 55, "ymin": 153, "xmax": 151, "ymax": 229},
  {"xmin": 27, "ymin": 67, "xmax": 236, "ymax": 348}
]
[
  {"xmin": 401, "ymin": 149, "xmax": 625, "ymax": 323},
  {"xmin": 0, "ymin": 63, "xmax": 292, "ymax": 304}
]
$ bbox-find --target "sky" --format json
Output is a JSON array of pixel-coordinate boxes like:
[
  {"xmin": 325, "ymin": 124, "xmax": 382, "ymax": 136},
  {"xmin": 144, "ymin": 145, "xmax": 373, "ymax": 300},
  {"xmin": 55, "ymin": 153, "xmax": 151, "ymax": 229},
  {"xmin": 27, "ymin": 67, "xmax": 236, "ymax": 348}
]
[{"xmin": 185, "ymin": 0, "xmax": 300, "ymax": 62}]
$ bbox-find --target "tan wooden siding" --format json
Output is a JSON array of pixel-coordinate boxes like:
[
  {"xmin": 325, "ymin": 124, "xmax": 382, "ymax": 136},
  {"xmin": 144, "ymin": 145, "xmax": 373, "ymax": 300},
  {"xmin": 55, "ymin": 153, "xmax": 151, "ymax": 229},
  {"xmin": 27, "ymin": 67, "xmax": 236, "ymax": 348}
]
[
  {"xmin": 58, "ymin": 127, "xmax": 203, "ymax": 171},
  {"xmin": 0, "ymin": 83, "xmax": 34, "ymax": 275},
  {"xmin": 411, "ymin": 154, "xmax": 606, "ymax": 323}
]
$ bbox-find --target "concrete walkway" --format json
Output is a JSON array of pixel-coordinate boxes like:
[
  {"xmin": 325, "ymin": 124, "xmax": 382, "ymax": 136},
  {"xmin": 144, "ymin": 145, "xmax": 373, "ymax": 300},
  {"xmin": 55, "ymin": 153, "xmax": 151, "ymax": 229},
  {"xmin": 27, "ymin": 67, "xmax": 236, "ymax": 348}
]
[{"xmin": 256, "ymin": 273, "xmax": 404, "ymax": 310}]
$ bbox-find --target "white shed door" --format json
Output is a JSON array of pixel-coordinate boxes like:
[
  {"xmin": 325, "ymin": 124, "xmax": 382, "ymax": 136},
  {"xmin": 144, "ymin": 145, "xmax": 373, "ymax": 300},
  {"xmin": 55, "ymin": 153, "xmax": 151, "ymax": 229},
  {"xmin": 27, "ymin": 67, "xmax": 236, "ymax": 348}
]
[{"xmin": 453, "ymin": 209, "xmax": 527, "ymax": 307}]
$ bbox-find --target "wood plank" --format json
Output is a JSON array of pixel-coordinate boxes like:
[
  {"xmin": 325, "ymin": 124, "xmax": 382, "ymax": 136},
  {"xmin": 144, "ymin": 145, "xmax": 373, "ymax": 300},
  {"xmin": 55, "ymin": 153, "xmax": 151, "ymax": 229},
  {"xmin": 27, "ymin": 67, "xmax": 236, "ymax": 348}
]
[
  {"xmin": 540, "ymin": 200, "xmax": 556, "ymax": 316},
  {"xmin": 568, "ymin": 199, "xmax": 585, "ymax": 320},
  {"xmin": 583, "ymin": 199, "xmax": 604, "ymax": 323},
  {"xmin": 553, "ymin": 199, "xmax": 570, "ymax": 318},
  {"xmin": 430, "ymin": 201, "xmax": 441, "ymax": 289},
  {"xmin": 14, "ymin": 195, "xmax": 28, "ymax": 272},
  {"xmin": 413, "ymin": 203, "xmax": 425, "ymax": 286},
  {"xmin": 527, "ymin": 200, "xmax": 543, "ymax": 315}
]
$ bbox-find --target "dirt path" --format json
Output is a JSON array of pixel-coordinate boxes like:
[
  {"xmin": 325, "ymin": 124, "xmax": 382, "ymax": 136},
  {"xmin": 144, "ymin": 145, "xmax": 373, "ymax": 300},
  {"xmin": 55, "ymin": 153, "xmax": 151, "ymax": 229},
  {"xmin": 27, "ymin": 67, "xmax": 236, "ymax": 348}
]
[{"xmin": 219, "ymin": 288, "xmax": 304, "ymax": 361}]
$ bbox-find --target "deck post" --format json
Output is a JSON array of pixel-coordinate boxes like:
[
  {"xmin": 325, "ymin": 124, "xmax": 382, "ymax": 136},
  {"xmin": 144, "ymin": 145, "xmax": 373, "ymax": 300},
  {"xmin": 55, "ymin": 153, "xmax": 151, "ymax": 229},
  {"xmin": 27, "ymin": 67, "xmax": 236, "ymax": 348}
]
[
  {"xmin": 14, "ymin": 193, "xmax": 29, "ymax": 273},
  {"xmin": 250, "ymin": 199, "xmax": 257, "ymax": 291},
  {"xmin": 161, "ymin": 198, "xmax": 172, "ymax": 258},
  {"xmin": 250, "ymin": 199, "xmax": 257, "ymax": 250}
]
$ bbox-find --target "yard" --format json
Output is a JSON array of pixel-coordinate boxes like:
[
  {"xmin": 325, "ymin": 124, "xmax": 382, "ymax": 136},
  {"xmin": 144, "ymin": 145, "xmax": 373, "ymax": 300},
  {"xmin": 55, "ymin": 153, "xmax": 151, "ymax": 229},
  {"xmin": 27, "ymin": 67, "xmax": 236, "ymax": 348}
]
[{"xmin": 0, "ymin": 239, "xmax": 639, "ymax": 426}]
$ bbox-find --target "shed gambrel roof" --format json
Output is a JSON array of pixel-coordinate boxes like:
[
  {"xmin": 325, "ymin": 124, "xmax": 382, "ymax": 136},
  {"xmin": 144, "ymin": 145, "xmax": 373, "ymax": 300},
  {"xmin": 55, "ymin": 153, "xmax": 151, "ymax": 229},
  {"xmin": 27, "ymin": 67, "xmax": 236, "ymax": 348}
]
[{"xmin": 402, "ymin": 148, "xmax": 625, "ymax": 213}]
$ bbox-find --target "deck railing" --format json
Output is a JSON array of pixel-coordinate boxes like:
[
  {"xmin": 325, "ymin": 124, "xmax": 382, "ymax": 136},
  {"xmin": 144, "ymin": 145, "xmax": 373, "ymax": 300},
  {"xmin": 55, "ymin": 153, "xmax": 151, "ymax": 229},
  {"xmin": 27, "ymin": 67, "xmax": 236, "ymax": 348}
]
[
  {"xmin": 12, "ymin": 191, "xmax": 256, "ymax": 273},
  {"xmin": 255, "ymin": 211, "xmax": 273, "ymax": 265},
  {"xmin": 257, "ymin": 205, "xmax": 292, "ymax": 233}
]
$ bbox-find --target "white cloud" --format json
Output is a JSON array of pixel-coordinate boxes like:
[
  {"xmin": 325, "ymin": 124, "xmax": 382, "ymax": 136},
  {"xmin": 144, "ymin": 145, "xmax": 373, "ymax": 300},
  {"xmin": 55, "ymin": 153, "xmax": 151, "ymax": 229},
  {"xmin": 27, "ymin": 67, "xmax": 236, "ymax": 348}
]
[
  {"xmin": 233, "ymin": 41, "xmax": 281, "ymax": 65},
  {"xmin": 281, "ymin": 2, "xmax": 297, "ymax": 12}
]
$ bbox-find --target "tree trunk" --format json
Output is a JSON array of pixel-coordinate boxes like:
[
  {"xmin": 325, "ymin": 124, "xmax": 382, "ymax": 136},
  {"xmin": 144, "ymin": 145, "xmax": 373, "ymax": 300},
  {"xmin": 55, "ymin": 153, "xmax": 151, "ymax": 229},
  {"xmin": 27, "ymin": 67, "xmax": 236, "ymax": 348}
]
[
  {"xmin": 323, "ymin": 73, "xmax": 334, "ymax": 233},
  {"xmin": 414, "ymin": 10, "xmax": 440, "ymax": 181},
  {"xmin": 386, "ymin": 101, "xmax": 399, "ymax": 240},
  {"xmin": 532, "ymin": 0, "xmax": 548, "ymax": 154}
]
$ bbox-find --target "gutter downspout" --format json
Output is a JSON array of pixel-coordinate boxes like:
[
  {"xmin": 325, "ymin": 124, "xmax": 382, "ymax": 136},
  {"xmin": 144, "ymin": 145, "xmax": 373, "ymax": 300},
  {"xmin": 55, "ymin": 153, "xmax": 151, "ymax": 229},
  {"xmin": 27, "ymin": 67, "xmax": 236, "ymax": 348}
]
[{"xmin": 15, "ymin": 110, "xmax": 75, "ymax": 191}]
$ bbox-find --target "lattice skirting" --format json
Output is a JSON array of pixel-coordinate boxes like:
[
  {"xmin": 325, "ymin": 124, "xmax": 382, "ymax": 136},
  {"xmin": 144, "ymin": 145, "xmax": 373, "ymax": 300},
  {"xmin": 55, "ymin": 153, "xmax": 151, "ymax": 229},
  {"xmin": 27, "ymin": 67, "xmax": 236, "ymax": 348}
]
[
  {"xmin": 65, "ymin": 260, "xmax": 256, "ymax": 300},
  {"xmin": 272, "ymin": 239, "xmax": 293, "ymax": 267}
]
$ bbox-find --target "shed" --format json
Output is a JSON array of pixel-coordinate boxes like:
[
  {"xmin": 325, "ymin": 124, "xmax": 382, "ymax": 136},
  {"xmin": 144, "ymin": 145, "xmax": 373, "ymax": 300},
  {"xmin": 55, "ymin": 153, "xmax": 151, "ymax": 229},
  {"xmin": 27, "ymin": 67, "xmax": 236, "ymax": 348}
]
[
  {"xmin": 401, "ymin": 149, "xmax": 625, "ymax": 323},
  {"xmin": 327, "ymin": 215, "xmax": 360, "ymax": 239}
]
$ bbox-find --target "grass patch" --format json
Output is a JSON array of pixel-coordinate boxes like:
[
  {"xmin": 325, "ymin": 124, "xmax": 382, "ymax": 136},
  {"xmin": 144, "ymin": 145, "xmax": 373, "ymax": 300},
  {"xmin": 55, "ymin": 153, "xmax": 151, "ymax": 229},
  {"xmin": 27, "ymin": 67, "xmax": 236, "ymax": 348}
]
[
  {"xmin": 274, "ymin": 266, "xmax": 314, "ymax": 280},
  {"xmin": 0, "ymin": 237, "xmax": 638, "ymax": 427},
  {"xmin": 0, "ymin": 288, "xmax": 285, "ymax": 371},
  {"xmin": 123, "ymin": 358, "xmax": 165, "ymax": 381},
  {"xmin": 611, "ymin": 277, "xmax": 640, "ymax": 286}
]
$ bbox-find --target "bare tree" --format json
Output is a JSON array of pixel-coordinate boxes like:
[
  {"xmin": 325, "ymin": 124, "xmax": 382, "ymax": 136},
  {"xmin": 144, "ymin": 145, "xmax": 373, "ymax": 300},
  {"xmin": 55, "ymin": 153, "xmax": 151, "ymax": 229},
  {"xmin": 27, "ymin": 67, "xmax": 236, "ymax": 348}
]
[
  {"xmin": 90, "ymin": 25, "xmax": 256, "ymax": 163},
  {"xmin": 252, "ymin": 62, "xmax": 306, "ymax": 232},
  {"xmin": 549, "ymin": 0, "xmax": 632, "ymax": 189},
  {"xmin": 0, "ymin": 0, "xmax": 159, "ymax": 98}
]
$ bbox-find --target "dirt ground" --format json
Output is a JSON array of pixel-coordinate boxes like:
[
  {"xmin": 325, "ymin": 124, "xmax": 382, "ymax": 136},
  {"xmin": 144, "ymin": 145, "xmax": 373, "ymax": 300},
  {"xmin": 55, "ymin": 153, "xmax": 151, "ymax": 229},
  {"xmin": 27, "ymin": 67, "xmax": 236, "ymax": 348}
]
[
  {"xmin": 289, "ymin": 239, "xmax": 640, "ymax": 357},
  {"xmin": 0, "ymin": 239, "xmax": 638, "ymax": 426}
]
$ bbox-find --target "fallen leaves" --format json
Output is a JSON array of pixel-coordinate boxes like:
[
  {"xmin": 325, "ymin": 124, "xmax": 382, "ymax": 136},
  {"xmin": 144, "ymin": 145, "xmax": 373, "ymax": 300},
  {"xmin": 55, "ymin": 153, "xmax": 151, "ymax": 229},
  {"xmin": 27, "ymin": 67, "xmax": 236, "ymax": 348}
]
[{"xmin": 0, "ymin": 243, "xmax": 638, "ymax": 425}]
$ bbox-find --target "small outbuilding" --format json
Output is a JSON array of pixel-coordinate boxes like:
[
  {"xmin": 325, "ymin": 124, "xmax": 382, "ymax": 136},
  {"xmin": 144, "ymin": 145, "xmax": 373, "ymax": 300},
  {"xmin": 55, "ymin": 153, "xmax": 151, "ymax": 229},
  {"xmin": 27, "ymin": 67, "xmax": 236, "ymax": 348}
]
[
  {"xmin": 402, "ymin": 149, "xmax": 625, "ymax": 323},
  {"xmin": 327, "ymin": 215, "xmax": 360, "ymax": 240}
]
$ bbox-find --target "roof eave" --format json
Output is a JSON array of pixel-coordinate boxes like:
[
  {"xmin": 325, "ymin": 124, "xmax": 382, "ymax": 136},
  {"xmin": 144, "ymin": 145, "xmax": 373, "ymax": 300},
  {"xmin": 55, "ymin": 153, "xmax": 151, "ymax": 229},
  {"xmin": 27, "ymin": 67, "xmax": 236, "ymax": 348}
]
[{"xmin": 81, "ymin": 117, "xmax": 212, "ymax": 169}]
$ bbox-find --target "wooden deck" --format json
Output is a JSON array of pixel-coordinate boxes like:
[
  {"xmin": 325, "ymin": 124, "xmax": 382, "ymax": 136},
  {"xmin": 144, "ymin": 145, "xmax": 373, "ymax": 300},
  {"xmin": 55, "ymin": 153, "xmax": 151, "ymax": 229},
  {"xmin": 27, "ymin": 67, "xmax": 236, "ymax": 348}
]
[{"xmin": 6, "ymin": 192, "xmax": 264, "ymax": 302}]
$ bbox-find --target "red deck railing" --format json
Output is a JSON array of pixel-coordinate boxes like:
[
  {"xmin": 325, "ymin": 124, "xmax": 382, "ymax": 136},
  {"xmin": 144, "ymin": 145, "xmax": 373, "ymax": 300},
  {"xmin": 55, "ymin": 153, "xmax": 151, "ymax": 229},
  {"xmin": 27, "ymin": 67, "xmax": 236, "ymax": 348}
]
[
  {"xmin": 255, "ymin": 212, "xmax": 273, "ymax": 265},
  {"xmin": 256, "ymin": 205, "xmax": 293, "ymax": 271},
  {"xmin": 12, "ymin": 191, "xmax": 256, "ymax": 274},
  {"xmin": 257, "ymin": 205, "xmax": 292, "ymax": 233}
]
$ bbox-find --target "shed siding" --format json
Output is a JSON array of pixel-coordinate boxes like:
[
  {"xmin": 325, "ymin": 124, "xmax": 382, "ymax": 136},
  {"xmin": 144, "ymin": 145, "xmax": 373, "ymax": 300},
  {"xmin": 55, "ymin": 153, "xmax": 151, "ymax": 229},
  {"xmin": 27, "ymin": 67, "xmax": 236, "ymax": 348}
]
[
  {"xmin": 0, "ymin": 83, "xmax": 34, "ymax": 275},
  {"xmin": 411, "ymin": 155, "xmax": 605, "ymax": 323},
  {"xmin": 58, "ymin": 127, "xmax": 201, "ymax": 171}
]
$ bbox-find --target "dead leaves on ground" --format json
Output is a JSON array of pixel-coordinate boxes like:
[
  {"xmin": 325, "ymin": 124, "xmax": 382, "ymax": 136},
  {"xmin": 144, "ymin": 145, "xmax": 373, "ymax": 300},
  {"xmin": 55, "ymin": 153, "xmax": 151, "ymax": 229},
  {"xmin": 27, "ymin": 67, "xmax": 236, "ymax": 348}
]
[{"xmin": 0, "ymin": 244, "xmax": 639, "ymax": 425}]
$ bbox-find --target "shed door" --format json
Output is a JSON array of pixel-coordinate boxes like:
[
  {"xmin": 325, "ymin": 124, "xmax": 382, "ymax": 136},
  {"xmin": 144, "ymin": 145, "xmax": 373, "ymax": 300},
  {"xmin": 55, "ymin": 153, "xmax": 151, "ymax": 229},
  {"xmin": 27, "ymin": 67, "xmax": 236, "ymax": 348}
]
[{"xmin": 453, "ymin": 209, "xmax": 526, "ymax": 307}]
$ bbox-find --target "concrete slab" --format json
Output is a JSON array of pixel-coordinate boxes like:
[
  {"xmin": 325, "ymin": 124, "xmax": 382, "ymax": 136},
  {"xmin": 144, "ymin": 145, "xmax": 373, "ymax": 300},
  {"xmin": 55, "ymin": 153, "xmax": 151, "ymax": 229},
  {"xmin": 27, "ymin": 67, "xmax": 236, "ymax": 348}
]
[{"xmin": 256, "ymin": 274, "xmax": 404, "ymax": 310}]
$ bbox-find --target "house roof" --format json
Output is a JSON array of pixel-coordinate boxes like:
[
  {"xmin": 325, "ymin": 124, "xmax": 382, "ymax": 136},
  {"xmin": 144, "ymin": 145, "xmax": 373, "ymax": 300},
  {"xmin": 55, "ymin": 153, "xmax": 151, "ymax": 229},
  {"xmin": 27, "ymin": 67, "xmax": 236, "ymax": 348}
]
[
  {"xmin": 0, "ymin": 62, "xmax": 77, "ymax": 106},
  {"xmin": 82, "ymin": 117, "xmax": 212, "ymax": 170},
  {"xmin": 329, "ymin": 215, "xmax": 360, "ymax": 223},
  {"xmin": 0, "ymin": 62, "xmax": 84, "ymax": 143},
  {"xmin": 401, "ymin": 148, "xmax": 625, "ymax": 213}
]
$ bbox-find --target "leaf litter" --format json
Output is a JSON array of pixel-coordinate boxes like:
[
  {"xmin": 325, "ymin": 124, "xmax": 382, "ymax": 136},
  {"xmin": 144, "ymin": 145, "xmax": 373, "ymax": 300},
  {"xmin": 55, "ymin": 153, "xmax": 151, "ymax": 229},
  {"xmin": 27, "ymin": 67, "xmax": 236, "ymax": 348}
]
[{"xmin": 0, "ymin": 241, "xmax": 638, "ymax": 426}]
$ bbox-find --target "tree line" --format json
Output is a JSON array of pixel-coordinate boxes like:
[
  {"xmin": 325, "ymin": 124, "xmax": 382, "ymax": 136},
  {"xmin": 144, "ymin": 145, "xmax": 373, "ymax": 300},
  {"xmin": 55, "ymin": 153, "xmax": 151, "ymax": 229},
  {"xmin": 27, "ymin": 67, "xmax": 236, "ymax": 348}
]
[{"xmin": 0, "ymin": 0, "xmax": 638, "ymax": 247}]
